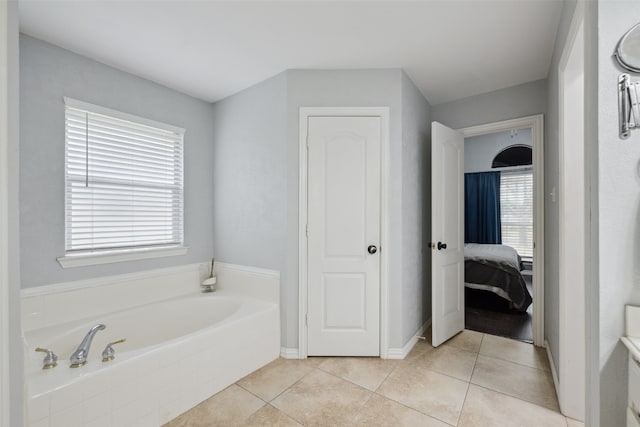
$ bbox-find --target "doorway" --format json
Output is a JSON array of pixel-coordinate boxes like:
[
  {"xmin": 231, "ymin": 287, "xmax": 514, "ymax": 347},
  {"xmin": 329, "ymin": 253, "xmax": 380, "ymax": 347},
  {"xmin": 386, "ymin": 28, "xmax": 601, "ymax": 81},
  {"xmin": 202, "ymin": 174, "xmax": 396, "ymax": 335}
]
[
  {"xmin": 463, "ymin": 128, "xmax": 535, "ymax": 342},
  {"xmin": 459, "ymin": 115, "xmax": 545, "ymax": 347},
  {"xmin": 298, "ymin": 107, "xmax": 390, "ymax": 358}
]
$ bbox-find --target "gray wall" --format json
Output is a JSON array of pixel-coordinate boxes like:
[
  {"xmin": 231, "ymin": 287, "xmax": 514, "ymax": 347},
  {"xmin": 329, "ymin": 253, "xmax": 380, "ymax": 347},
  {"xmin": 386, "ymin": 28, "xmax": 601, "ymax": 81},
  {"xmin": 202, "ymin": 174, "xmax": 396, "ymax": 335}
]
[
  {"xmin": 212, "ymin": 69, "xmax": 432, "ymax": 350},
  {"xmin": 544, "ymin": 0, "xmax": 577, "ymax": 385},
  {"xmin": 211, "ymin": 72, "xmax": 288, "ymax": 341},
  {"xmin": 285, "ymin": 69, "xmax": 403, "ymax": 349},
  {"xmin": 464, "ymin": 128, "xmax": 532, "ymax": 173},
  {"xmin": 19, "ymin": 35, "xmax": 216, "ymax": 288},
  {"xmin": 6, "ymin": 2, "xmax": 23, "ymax": 425},
  {"xmin": 431, "ymin": 79, "xmax": 548, "ymax": 130},
  {"xmin": 597, "ymin": 1, "xmax": 640, "ymax": 425},
  {"xmin": 400, "ymin": 72, "xmax": 432, "ymax": 344}
]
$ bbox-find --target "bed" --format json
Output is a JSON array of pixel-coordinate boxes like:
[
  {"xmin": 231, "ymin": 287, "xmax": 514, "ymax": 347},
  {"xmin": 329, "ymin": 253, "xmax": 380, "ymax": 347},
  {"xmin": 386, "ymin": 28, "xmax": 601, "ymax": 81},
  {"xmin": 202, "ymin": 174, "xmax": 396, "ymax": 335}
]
[{"xmin": 464, "ymin": 243, "xmax": 532, "ymax": 312}]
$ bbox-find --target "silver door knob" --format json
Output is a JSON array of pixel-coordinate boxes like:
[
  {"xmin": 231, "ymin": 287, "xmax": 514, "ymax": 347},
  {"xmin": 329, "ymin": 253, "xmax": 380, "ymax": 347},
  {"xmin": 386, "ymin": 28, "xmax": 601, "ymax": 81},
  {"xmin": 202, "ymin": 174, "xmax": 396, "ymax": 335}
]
[{"xmin": 368, "ymin": 245, "xmax": 378, "ymax": 254}]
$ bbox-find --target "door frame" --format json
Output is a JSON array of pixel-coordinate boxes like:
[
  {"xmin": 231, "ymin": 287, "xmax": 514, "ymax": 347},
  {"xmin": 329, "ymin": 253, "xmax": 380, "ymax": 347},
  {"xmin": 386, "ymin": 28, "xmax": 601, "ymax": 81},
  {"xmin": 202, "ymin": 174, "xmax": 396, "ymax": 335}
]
[
  {"xmin": 0, "ymin": 3, "xmax": 15, "ymax": 425},
  {"xmin": 557, "ymin": 0, "xmax": 586, "ymax": 419},
  {"xmin": 458, "ymin": 114, "xmax": 545, "ymax": 347},
  {"xmin": 298, "ymin": 107, "xmax": 390, "ymax": 359}
]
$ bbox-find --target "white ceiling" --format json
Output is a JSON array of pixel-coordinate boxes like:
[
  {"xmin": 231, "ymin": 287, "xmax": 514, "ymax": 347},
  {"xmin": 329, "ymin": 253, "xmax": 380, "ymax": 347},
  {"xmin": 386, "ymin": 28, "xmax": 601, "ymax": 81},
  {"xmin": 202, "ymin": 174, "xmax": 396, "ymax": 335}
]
[{"xmin": 18, "ymin": 1, "xmax": 563, "ymax": 105}]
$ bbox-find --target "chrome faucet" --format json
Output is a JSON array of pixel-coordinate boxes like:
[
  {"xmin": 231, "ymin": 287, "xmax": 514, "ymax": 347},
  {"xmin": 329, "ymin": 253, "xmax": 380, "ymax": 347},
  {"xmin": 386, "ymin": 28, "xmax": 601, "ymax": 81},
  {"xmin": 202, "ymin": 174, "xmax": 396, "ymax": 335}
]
[{"xmin": 70, "ymin": 324, "xmax": 105, "ymax": 368}]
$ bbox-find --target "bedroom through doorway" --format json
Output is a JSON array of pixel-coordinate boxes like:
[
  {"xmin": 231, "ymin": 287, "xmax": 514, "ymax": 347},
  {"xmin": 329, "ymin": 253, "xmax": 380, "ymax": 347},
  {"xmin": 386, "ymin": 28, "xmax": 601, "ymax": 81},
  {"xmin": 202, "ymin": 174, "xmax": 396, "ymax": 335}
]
[{"xmin": 459, "ymin": 116, "xmax": 543, "ymax": 344}]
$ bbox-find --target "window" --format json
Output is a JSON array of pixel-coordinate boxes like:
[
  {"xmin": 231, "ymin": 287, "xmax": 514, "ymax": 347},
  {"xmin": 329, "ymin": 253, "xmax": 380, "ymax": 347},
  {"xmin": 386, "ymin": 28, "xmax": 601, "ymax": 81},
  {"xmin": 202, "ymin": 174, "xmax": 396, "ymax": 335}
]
[
  {"xmin": 500, "ymin": 170, "xmax": 533, "ymax": 259},
  {"xmin": 491, "ymin": 145, "xmax": 532, "ymax": 168},
  {"xmin": 62, "ymin": 98, "xmax": 185, "ymax": 263}
]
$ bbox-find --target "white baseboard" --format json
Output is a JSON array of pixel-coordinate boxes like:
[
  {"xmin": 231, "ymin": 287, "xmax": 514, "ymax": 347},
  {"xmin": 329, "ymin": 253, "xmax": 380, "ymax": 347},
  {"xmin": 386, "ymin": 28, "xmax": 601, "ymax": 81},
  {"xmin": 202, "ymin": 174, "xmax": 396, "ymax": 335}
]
[
  {"xmin": 387, "ymin": 318, "xmax": 431, "ymax": 359},
  {"xmin": 545, "ymin": 340, "xmax": 561, "ymax": 408},
  {"xmin": 282, "ymin": 318, "xmax": 432, "ymax": 360},
  {"xmin": 280, "ymin": 347, "xmax": 300, "ymax": 359}
]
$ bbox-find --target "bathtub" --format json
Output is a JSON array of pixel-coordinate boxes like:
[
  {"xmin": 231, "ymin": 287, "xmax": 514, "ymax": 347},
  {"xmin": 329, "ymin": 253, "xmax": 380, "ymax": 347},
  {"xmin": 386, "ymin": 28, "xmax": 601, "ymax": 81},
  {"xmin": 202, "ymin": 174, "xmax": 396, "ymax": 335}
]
[{"xmin": 23, "ymin": 263, "xmax": 280, "ymax": 427}]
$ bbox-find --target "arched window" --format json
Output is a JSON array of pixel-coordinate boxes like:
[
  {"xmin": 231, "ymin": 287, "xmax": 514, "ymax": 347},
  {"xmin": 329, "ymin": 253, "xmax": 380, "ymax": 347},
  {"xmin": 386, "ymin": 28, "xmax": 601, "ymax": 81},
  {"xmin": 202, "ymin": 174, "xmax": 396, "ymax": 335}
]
[{"xmin": 491, "ymin": 145, "xmax": 532, "ymax": 168}]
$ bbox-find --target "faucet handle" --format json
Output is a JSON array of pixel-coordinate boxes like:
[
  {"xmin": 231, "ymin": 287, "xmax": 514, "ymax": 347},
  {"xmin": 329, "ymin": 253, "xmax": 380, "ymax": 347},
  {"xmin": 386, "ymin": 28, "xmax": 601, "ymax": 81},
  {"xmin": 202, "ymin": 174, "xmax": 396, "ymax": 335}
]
[
  {"xmin": 35, "ymin": 347, "xmax": 58, "ymax": 369},
  {"xmin": 101, "ymin": 339, "xmax": 126, "ymax": 362}
]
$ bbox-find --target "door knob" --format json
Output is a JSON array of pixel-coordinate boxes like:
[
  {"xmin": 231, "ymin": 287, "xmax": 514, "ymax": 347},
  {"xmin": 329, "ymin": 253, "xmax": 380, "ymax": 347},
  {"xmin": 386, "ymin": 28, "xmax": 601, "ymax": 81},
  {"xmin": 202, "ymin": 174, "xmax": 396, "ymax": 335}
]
[
  {"xmin": 367, "ymin": 245, "xmax": 378, "ymax": 254},
  {"xmin": 437, "ymin": 242, "xmax": 447, "ymax": 250}
]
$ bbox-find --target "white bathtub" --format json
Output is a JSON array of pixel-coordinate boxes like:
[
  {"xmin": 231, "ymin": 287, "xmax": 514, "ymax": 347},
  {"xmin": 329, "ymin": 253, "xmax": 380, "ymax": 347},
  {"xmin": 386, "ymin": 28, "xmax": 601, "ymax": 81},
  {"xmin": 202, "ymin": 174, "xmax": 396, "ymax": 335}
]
[{"xmin": 23, "ymin": 263, "xmax": 280, "ymax": 427}]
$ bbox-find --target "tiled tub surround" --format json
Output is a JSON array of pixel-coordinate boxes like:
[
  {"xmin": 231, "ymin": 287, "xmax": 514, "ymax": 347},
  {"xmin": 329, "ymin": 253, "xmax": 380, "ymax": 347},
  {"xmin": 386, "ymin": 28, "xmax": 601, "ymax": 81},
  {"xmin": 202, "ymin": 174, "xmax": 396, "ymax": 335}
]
[{"xmin": 22, "ymin": 263, "xmax": 280, "ymax": 427}]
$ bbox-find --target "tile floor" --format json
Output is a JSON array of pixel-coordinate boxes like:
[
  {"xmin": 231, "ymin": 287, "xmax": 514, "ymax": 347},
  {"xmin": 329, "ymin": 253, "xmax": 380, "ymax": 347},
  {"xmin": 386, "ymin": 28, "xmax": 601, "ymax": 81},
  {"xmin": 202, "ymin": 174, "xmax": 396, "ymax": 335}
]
[{"xmin": 164, "ymin": 330, "xmax": 584, "ymax": 427}]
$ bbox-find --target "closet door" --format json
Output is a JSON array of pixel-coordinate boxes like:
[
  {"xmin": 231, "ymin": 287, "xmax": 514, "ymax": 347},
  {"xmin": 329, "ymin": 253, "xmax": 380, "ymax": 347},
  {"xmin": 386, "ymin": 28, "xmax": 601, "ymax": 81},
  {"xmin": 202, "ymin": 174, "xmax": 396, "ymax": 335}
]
[{"xmin": 306, "ymin": 116, "xmax": 381, "ymax": 356}]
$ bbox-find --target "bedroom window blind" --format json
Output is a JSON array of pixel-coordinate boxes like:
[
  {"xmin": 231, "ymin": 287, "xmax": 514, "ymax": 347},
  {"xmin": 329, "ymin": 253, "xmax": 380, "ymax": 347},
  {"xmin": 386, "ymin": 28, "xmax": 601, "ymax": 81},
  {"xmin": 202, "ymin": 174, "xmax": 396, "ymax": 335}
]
[
  {"xmin": 64, "ymin": 98, "xmax": 184, "ymax": 254},
  {"xmin": 500, "ymin": 170, "xmax": 533, "ymax": 259}
]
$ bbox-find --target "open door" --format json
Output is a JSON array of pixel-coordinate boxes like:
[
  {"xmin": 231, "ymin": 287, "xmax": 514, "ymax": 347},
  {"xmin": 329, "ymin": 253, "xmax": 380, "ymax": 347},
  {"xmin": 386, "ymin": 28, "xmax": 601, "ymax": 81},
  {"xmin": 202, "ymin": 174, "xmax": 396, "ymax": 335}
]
[{"xmin": 431, "ymin": 122, "xmax": 465, "ymax": 347}]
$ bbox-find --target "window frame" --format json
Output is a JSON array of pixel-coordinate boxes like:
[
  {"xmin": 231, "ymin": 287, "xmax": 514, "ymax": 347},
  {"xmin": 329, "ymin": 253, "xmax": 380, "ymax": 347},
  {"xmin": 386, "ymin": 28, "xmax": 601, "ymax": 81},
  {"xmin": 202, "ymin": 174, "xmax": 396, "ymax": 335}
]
[{"xmin": 57, "ymin": 98, "xmax": 188, "ymax": 268}]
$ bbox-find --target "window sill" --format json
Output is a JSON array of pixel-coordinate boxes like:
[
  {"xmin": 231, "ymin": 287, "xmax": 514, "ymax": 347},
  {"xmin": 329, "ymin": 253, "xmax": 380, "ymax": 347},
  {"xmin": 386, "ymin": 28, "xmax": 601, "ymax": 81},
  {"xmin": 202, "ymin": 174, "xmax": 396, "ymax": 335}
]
[{"xmin": 57, "ymin": 246, "xmax": 189, "ymax": 268}]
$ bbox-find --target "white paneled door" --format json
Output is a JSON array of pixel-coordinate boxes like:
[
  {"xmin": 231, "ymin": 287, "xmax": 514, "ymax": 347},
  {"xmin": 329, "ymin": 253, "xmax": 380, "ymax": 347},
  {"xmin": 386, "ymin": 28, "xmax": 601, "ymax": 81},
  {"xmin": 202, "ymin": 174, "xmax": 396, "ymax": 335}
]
[
  {"xmin": 307, "ymin": 116, "xmax": 381, "ymax": 356},
  {"xmin": 431, "ymin": 122, "xmax": 465, "ymax": 347}
]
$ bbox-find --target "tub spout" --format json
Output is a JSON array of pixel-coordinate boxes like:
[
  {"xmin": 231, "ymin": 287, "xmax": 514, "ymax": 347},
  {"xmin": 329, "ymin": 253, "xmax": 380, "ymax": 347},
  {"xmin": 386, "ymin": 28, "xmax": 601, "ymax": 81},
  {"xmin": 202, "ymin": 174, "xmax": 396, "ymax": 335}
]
[{"xmin": 70, "ymin": 324, "xmax": 106, "ymax": 368}]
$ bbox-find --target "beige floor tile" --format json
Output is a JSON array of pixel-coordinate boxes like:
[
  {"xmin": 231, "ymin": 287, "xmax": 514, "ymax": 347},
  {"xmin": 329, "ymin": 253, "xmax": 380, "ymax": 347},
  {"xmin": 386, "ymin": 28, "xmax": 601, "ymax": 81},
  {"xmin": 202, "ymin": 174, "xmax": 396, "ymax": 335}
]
[
  {"xmin": 444, "ymin": 329, "xmax": 484, "ymax": 353},
  {"xmin": 471, "ymin": 355, "xmax": 559, "ymax": 411},
  {"xmin": 480, "ymin": 334, "xmax": 550, "ymax": 371},
  {"xmin": 351, "ymin": 394, "xmax": 450, "ymax": 427},
  {"xmin": 401, "ymin": 339, "xmax": 434, "ymax": 364},
  {"xmin": 566, "ymin": 417, "xmax": 585, "ymax": 427},
  {"xmin": 413, "ymin": 344, "xmax": 478, "ymax": 381},
  {"xmin": 237, "ymin": 358, "xmax": 314, "ymax": 401},
  {"xmin": 271, "ymin": 369, "xmax": 372, "ymax": 426},
  {"xmin": 459, "ymin": 384, "xmax": 567, "ymax": 427},
  {"xmin": 318, "ymin": 357, "xmax": 398, "ymax": 391},
  {"xmin": 377, "ymin": 363, "xmax": 469, "ymax": 425},
  {"xmin": 240, "ymin": 404, "xmax": 302, "ymax": 427},
  {"xmin": 163, "ymin": 384, "xmax": 265, "ymax": 427},
  {"xmin": 303, "ymin": 357, "xmax": 328, "ymax": 368}
]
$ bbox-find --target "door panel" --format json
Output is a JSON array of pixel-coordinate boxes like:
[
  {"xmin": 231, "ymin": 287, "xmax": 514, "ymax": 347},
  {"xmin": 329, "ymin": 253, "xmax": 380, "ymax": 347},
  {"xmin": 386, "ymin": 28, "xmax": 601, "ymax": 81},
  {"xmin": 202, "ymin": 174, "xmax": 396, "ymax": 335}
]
[
  {"xmin": 432, "ymin": 122, "xmax": 465, "ymax": 347},
  {"xmin": 324, "ymin": 136, "xmax": 366, "ymax": 258},
  {"xmin": 322, "ymin": 273, "xmax": 365, "ymax": 329},
  {"xmin": 307, "ymin": 116, "xmax": 381, "ymax": 356}
]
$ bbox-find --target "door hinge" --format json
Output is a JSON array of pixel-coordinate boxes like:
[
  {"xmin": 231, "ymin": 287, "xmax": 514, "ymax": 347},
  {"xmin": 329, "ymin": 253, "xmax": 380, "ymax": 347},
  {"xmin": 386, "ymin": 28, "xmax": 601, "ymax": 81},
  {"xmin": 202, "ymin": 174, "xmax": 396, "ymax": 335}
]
[
  {"xmin": 306, "ymin": 224, "xmax": 309, "ymax": 237},
  {"xmin": 305, "ymin": 314, "xmax": 308, "ymax": 326}
]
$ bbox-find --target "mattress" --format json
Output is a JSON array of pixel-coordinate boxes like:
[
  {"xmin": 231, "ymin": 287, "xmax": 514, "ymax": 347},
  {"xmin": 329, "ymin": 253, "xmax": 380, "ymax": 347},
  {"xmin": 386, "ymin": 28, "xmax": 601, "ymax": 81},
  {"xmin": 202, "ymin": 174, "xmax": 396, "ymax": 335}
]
[{"xmin": 464, "ymin": 243, "xmax": 532, "ymax": 312}]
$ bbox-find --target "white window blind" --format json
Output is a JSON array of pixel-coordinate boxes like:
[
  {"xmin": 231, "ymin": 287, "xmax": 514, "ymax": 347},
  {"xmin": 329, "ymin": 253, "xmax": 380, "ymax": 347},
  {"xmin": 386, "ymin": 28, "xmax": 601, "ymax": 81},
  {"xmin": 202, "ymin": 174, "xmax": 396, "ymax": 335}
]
[
  {"xmin": 64, "ymin": 99, "xmax": 184, "ymax": 254},
  {"xmin": 500, "ymin": 170, "xmax": 533, "ymax": 259}
]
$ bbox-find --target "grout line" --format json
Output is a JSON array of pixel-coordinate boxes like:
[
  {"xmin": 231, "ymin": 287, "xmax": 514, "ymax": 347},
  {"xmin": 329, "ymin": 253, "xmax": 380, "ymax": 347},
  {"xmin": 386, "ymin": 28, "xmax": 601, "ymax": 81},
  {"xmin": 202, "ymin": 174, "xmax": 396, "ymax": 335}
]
[
  {"xmin": 346, "ymin": 391, "xmax": 377, "ymax": 425},
  {"xmin": 470, "ymin": 382, "xmax": 561, "ymax": 414},
  {"xmin": 264, "ymin": 363, "xmax": 319, "ymax": 404},
  {"xmin": 372, "ymin": 389, "xmax": 457, "ymax": 426},
  {"xmin": 455, "ymin": 379, "xmax": 473, "ymax": 427},
  {"xmin": 315, "ymin": 364, "xmax": 377, "ymax": 393},
  {"xmin": 473, "ymin": 383, "xmax": 564, "ymax": 414},
  {"xmin": 476, "ymin": 351, "xmax": 553, "ymax": 374},
  {"xmin": 234, "ymin": 382, "xmax": 270, "ymax": 405}
]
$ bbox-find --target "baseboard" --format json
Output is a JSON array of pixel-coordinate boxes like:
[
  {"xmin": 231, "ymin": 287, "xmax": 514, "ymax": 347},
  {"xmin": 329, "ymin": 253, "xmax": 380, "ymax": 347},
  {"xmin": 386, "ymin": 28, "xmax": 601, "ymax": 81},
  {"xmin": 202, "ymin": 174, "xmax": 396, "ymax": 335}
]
[
  {"xmin": 283, "ymin": 318, "xmax": 433, "ymax": 360},
  {"xmin": 280, "ymin": 347, "xmax": 300, "ymax": 359},
  {"xmin": 545, "ymin": 340, "xmax": 561, "ymax": 408},
  {"xmin": 387, "ymin": 318, "xmax": 431, "ymax": 359}
]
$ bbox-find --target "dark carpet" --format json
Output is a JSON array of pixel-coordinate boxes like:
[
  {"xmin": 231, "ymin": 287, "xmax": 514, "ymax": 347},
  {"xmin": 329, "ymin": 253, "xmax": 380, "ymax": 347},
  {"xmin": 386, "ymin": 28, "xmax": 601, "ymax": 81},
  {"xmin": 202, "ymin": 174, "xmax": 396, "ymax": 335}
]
[{"xmin": 464, "ymin": 275, "xmax": 533, "ymax": 343}]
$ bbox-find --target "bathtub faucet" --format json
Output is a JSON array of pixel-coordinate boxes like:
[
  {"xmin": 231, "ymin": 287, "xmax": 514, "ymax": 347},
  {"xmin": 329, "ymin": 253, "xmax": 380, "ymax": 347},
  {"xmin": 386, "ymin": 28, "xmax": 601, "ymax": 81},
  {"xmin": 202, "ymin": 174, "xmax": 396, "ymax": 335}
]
[{"xmin": 70, "ymin": 324, "xmax": 106, "ymax": 368}]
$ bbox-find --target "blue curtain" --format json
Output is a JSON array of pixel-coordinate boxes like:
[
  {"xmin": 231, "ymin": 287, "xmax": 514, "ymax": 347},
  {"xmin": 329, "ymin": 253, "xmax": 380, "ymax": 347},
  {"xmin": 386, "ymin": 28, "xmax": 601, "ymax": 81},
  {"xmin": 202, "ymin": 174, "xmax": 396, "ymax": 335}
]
[{"xmin": 465, "ymin": 172, "xmax": 501, "ymax": 244}]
